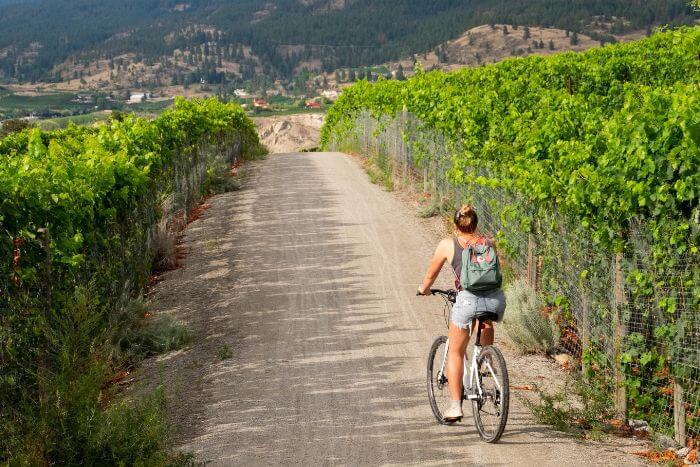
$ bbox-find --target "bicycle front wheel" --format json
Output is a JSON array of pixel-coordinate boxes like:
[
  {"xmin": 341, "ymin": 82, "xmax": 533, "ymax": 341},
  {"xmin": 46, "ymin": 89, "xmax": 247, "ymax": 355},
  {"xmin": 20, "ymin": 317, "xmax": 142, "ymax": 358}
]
[
  {"xmin": 471, "ymin": 345, "xmax": 509, "ymax": 443},
  {"xmin": 426, "ymin": 335, "xmax": 453, "ymax": 425}
]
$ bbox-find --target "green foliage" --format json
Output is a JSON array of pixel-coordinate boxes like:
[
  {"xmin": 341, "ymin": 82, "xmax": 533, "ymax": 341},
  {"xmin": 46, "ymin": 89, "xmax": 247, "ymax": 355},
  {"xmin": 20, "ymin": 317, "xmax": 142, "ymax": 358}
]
[
  {"xmin": 113, "ymin": 300, "xmax": 191, "ymax": 362},
  {"xmin": 524, "ymin": 346, "xmax": 615, "ymax": 435},
  {"xmin": 363, "ymin": 150, "xmax": 395, "ymax": 191},
  {"xmin": 324, "ymin": 28, "xmax": 700, "ymax": 441},
  {"xmin": 621, "ymin": 332, "xmax": 675, "ymax": 433},
  {"xmin": 1, "ymin": 288, "xmax": 173, "ymax": 464},
  {"xmin": 502, "ymin": 279, "xmax": 559, "ymax": 354},
  {"xmin": 523, "ymin": 374, "xmax": 616, "ymax": 437},
  {"xmin": 323, "ymin": 26, "xmax": 700, "ymax": 279},
  {"xmin": 0, "ymin": 97, "xmax": 260, "ymax": 464},
  {"xmin": 218, "ymin": 344, "xmax": 233, "ymax": 360}
]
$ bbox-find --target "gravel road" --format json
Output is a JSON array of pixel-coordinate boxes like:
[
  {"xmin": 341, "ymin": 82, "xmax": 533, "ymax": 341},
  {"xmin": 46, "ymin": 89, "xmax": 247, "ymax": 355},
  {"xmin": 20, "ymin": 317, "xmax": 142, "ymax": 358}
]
[{"xmin": 142, "ymin": 152, "xmax": 648, "ymax": 466}]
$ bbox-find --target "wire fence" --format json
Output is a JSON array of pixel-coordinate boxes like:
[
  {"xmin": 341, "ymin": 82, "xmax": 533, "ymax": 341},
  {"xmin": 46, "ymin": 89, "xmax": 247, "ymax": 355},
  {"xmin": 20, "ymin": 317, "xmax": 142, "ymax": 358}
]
[
  {"xmin": 1, "ymin": 130, "xmax": 248, "ymax": 375},
  {"xmin": 330, "ymin": 110, "xmax": 700, "ymax": 446}
]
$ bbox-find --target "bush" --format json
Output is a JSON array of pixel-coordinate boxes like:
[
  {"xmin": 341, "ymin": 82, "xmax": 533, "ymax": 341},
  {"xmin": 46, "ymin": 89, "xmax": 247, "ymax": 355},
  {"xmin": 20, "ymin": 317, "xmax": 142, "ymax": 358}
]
[
  {"xmin": 502, "ymin": 279, "xmax": 559, "ymax": 354},
  {"xmin": 1, "ymin": 289, "xmax": 179, "ymax": 464},
  {"xmin": 522, "ymin": 374, "xmax": 616, "ymax": 437},
  {"xmin": 0, "ymin": 98, "xmax": 260, "ymax": 464},
  {"xmin": 113, "ymin": 299, "xmax": 191, "ymax": 362}
]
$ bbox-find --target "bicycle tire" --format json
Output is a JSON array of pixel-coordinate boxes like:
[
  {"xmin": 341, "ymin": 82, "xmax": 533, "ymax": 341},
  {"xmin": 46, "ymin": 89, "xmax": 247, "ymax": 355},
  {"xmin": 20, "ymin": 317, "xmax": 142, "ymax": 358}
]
[
  {"xmin": 471, "ymin": 345, "xmax": 509, "ymax": 443},
  {"xmin": 426, "ymin": 335, "xmax": 453, "ymax": 425}
]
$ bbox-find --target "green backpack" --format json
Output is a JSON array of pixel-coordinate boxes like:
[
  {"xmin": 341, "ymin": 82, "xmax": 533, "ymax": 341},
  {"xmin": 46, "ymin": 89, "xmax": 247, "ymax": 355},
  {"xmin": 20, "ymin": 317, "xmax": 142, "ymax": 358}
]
[{"xmin": 460, "ymin": 239, "xmax": 502, "ymax": 292}]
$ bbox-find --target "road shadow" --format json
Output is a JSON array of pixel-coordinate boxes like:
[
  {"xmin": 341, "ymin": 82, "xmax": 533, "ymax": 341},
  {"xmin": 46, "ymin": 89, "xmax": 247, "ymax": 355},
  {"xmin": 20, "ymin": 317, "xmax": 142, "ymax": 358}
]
[{"xmin": 141, "ymin": 153, "xmax": 640, "ymax": 466}]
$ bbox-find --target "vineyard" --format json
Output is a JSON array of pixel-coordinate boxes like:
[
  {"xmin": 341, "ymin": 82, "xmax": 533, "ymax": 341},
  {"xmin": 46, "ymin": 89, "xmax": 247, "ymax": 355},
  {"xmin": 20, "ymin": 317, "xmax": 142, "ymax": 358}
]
[
  {"xmin": 322, "ymin": 27, "xmax": 700, "ymax": 445},
  {"xmin": 0, "ymin": 98, "xmax": 263, "ymax": 463}
]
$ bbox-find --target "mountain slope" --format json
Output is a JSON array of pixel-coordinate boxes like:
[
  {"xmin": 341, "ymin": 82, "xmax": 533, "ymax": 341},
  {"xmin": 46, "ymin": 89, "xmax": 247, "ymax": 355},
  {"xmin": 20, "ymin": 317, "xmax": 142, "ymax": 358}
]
[{"xmin": 0, "ymin": 0, "xmax": 696, "ymax": 82}]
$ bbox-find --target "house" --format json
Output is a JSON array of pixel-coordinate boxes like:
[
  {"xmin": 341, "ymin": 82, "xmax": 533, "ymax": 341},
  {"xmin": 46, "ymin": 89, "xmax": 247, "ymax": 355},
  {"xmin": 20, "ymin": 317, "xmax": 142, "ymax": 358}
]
[
  {"xmin": 253, "ymin": 98, "xmax": 271, "ymax": 110},
  {"xmin": 128, "ymin": 93, "xmax": 150, "ymax": 104},
  {"xmin": 305, "ymin": 101, "xmax": 322, "ymax": 109},
  {"xmin": 234, "ymin": 89, "xmax": 251, "ymax": 98},
  {"xmin": 321, "ymin": 90, "xmax": 340, "ymax": 101}
]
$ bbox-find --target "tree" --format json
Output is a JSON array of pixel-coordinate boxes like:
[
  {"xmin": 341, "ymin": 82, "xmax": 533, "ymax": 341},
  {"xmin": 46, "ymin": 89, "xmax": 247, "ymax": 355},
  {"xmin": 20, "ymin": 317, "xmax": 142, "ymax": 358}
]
[
  {"xmin": 0, "ymin": 119, "xmax": 30, "ymax": 138},
  {"xmin": 502, "ymin": 25, "xmax": 509, "ymax": 36},
  {"xmin": 570, "ymin": 32, "xmax": 579, "ymax": 46},
  {"xmin": 348, "ymin": 69, "xmax": 356, "ymax": 81},
  {"xmin": 548, "ymin": 40, "xmax": 555, "ymax": 51},
  {"xmin": 396, "ymin": 64, "xmax": 406, "ymax": 81},
  {"xmin": 523, "ymin": 26, "xmax": 531, "ymax": 40}
]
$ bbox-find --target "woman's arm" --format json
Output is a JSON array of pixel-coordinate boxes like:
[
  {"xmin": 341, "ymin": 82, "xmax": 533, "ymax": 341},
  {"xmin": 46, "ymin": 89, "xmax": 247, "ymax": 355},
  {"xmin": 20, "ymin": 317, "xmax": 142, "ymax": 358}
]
[{"xmin": 418, "ymin": 239, "xmax": 451, "ymax": 295}]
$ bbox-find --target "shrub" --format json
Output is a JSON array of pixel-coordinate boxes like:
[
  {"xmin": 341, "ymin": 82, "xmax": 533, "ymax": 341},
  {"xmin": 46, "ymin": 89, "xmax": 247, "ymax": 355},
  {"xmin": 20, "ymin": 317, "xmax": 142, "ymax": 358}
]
[
  {"xmin": 502, "ymin": 279, "xmax": 559, "ymax": 354},
  {"xmin": 113, "ymin": 299, "xmax": 191, "ymax": 362}
]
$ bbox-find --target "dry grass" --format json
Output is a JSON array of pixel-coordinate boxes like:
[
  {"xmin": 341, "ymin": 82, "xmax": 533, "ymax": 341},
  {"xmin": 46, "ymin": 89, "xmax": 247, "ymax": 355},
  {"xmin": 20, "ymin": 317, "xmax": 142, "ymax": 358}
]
[{"xmin": 502, "ymin": 278, "xmax": 559, "ymax": 354}]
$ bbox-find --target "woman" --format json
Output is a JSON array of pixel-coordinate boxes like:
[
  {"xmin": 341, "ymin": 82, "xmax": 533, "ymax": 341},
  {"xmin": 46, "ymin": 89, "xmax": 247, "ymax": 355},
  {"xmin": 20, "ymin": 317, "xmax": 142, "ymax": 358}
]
[{"xmin": 417, "ymin": 205, "xmax": 506, "ymax": 422}]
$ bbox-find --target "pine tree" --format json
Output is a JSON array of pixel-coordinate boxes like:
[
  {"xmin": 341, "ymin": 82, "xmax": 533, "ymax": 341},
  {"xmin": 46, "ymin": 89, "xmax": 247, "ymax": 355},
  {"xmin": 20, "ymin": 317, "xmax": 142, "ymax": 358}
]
[
  {"xmin": 570, "ymin": 32, "xmax": 579, "ymax": 46},
  {"xmin": 523, "ymin": 26, "xmax": 531, "ymax": 40},
  {"xmin": 548, "ymin": 40, "xmax": 555, "ymax": 51},
  {"xmin": 396, "ymin": 64, "xmax": 405, "ymax": 81},
  {"xmin": 502, "ymin": 25, "xmax": 509, "ymax": 36}
]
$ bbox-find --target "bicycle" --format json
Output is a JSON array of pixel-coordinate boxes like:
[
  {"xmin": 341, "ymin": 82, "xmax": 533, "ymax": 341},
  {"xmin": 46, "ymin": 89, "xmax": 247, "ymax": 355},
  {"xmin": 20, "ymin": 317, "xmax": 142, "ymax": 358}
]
[{"xmin": 423, "ymin": 288, "xmax": 509, "ymax": 443}]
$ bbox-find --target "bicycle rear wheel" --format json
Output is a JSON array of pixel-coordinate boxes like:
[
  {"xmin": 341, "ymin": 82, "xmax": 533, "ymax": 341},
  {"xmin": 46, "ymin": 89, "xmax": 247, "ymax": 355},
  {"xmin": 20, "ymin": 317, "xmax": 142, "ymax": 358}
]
[
  {"xmin": 471, "ymin": 345, "xmax": 509, "ymax": 442},
  {"xmin": 426, "ymin": 335, "xmax": 453, "ymax": 425}
]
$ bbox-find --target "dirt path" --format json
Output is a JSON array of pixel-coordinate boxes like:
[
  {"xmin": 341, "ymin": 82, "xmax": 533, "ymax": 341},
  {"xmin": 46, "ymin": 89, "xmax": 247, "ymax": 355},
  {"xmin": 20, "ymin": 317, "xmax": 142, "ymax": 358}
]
[{"xmin": 142, "ymin": 152, "xmax": 648, "ymax": 466}]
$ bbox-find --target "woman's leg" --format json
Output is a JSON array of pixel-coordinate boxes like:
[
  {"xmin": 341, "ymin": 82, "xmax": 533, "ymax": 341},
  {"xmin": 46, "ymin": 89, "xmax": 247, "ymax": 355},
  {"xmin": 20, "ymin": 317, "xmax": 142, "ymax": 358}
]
[
  {"xmin": 447, "ymin": 322, "xmax": 471, "ymax": 401},
  {"xmin": 478, "ymin": 320, "xmax": 494, "ymax": 346}
]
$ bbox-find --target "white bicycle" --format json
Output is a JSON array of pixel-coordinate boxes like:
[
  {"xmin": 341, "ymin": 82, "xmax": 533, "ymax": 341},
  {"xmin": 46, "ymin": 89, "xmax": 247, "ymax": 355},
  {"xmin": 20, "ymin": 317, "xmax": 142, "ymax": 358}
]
[{"xmin": 425, "ymin": 288, "xmax": 509, "ymax": 443}]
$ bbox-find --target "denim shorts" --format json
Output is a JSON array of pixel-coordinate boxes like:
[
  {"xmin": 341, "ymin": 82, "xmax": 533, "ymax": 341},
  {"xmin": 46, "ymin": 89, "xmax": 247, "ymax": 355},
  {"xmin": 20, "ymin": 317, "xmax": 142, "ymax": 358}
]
[{"xmin": 451, "ymin": 289, "xmax": 506, "ymax": 330}]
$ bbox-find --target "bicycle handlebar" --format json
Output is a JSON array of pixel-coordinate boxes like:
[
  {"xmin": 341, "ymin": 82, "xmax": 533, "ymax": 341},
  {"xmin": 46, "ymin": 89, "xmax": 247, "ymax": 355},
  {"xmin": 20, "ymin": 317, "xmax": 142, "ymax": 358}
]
[{"xmin": 416, "ymin": 288, "xmax": 457, "ymax": 302}]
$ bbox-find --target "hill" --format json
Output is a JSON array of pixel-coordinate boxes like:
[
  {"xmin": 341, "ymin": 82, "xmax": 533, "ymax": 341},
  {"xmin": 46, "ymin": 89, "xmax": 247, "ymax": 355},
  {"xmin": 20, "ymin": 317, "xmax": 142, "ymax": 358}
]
[{"xmin": 0, "ymin": 0, "xmax": 696, "ymax": 85}]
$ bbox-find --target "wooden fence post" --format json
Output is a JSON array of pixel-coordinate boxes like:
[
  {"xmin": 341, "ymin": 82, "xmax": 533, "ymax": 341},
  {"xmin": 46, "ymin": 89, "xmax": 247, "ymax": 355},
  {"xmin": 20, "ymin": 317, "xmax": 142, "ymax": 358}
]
[
  {"xmin": 423, "ymin": 166, "xmax": 428, "ymax": 193},
  {"xmin": 674, "ymin": 381, "xmax": 687, "ymax": 445},
  {"xmin": 581, "ymin": 292, "xmax": 591, "ymax": 375},
  {"xmin": 38, "ymin": 227, "xmax": 52, "ymax": 312},
  {"xmin": 613, "ymin": 252, "xmax": 628, "ymax": 420},
  {"xmin": 527, "ymin": 233, "xmax": 537, "ymax": 288}
]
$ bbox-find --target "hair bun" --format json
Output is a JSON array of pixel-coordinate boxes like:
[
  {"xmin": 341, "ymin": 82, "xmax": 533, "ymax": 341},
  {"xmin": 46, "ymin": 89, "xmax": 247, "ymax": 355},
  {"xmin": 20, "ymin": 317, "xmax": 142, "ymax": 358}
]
[
  {"xmin": 455, "ymin": 205, "xmax": 478, "ymax": 234},
  {"xmin": 460, "ymin": 205, "xmax": 474, "ymax": 216}
]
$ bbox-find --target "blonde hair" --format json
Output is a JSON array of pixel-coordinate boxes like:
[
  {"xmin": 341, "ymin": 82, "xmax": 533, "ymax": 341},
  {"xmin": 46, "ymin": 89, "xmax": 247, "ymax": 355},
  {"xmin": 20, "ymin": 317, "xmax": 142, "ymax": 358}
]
[{"xmin": 454, "ymin": 205, "xmax": 478, "ymax": 234}]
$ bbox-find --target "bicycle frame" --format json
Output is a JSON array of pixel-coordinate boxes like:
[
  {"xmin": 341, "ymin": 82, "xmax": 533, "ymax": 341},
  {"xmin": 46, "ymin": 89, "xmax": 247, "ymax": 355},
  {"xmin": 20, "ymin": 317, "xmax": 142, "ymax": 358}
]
[{"xmin": 438, "ymin": 320, "xmax": 503, "ymax": 401}]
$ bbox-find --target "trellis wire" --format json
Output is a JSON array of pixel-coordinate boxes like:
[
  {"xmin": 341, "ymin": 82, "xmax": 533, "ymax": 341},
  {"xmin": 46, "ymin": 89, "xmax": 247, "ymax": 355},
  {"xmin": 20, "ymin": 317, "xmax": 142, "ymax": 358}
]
[{"xmin": 332, "ymin": 110, "xmax": 699, "ymax": 446}]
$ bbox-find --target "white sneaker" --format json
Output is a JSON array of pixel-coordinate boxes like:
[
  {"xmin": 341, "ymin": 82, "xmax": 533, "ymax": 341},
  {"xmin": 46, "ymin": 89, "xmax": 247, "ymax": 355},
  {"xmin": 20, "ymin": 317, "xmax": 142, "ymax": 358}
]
[{"xmin": 442, "ymin": 404, "xmax": 463, "ymax": 422}]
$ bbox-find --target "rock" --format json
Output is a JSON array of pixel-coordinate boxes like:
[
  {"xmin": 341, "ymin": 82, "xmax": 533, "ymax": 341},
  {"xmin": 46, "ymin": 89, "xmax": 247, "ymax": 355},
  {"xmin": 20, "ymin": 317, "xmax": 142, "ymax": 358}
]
[
  {"xmin": 655, "ymin": 434, "xmax": 679, "ymax": 450},
  {"xmin": 628, "ymin": 419, "xmax": 649, "ymax": 429},
  {"xmin": 553, "ymin": 353, "xmax": 571, "ymax": 368}
]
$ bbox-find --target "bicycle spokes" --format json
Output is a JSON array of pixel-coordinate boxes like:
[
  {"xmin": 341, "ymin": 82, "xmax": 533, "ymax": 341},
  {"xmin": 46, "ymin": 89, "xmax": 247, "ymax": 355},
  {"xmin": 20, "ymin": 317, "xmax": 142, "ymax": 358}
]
[{"xmin": 471, "ymin": 346, "xmax": 509, "ymax": 443}]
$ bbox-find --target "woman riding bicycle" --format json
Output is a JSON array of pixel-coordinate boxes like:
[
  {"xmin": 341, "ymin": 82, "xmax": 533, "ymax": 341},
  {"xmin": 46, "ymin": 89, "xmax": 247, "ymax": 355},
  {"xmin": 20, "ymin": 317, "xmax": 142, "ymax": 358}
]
[{"xmin": 417, "ymin": 205, "xmax": 506, "ymax": 422}]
